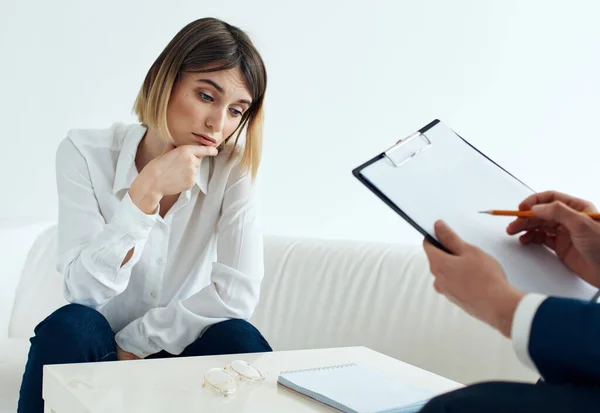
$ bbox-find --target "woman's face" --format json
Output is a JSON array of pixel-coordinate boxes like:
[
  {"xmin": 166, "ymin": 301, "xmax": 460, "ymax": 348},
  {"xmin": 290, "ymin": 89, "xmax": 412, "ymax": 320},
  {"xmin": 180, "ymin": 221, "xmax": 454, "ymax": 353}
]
[{"xmin": 166, "ymin": 67, "xmax": 253, "ymax": 149}]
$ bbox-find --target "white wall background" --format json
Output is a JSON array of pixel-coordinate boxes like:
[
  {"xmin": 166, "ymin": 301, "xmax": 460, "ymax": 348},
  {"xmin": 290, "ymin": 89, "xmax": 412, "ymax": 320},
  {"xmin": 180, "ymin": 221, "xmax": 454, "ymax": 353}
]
[{"xmin": 1, "ymin": 0, "xmax": 599, "ymax": 245}]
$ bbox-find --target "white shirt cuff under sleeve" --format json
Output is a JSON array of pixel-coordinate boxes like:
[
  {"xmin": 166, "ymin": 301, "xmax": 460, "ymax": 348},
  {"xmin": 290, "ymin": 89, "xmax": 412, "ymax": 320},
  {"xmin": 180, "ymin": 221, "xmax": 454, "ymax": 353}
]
[
  {"xmin": 511, "ymin": 293, "xmax": 548, "ymax": 373},
  {"xmin": 114, "ymin": 301, "xmax": 210, "ymax": 358},
  {"xmin": 109, "ymin": 192, "xmax": 159, "ymax": 237},
  {"xmin": 115, "ymin": 317, "xmax": 162, "ymax": 358}
]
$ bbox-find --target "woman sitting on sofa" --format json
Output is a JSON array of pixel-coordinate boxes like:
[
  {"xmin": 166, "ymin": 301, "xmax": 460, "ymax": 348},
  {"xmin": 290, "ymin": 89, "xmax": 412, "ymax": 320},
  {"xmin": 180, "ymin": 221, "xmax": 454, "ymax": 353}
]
[{"xmin": 18, "ymin": 17, "xmax": 271, "ymax": 413}]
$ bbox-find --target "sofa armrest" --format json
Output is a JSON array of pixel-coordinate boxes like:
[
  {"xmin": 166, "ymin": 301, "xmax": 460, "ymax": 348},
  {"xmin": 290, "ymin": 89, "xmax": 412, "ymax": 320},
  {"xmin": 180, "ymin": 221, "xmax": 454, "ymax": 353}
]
[{"xmin": 0, "ymin": 220, "xmax": 56, "ymax": 338}]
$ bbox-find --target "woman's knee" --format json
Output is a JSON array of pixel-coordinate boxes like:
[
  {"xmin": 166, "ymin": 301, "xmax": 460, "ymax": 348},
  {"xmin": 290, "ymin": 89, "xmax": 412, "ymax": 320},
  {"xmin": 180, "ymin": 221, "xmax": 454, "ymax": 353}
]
[
  {"xmin": 197, "ymin": 319, "xmax": 272, "ymax": 354},
  {"xmin": 32, "ymin": 304, "xmax": 114, "ymax": 353},
  {"xmin": 209, "ymin": 319, "xmax": 267, "ymax": 339}
]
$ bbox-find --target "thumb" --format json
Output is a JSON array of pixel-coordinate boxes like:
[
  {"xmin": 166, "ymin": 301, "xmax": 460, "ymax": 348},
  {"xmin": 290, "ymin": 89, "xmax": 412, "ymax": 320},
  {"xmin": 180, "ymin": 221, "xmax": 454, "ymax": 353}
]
[
  {"xmin": 434, "ymin": 220, "xmax": 465, "ymax": 254},
  {"xmin": 532, "ymin": 201, "xmax": 590, "ymax": 233}
]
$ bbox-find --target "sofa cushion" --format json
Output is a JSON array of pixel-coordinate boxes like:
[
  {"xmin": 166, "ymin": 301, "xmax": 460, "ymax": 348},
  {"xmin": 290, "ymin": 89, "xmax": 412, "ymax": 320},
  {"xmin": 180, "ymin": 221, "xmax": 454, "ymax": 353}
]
[
  {"xmin": 9, "ymin": 226, "xmax": 67, "ymax": 339},
  {"xmin": 0, "ymin": 338, "xmax": 30, "ymax": 413}
]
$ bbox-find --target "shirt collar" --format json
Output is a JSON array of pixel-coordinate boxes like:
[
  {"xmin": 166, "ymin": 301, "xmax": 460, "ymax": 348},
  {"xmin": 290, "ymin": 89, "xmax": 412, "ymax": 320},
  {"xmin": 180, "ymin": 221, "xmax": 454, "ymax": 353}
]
[
  {"xmin": 112, "ymin": 124, "xmax": 210, "ymax": 195},
  {"xmin": 196, "ymin": 155, "xmax": 210, "ymax": 195}
]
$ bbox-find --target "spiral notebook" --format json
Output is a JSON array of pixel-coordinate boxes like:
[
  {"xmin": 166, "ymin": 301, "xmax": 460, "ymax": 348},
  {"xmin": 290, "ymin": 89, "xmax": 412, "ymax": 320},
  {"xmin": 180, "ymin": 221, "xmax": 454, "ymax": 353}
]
[{"xmin": 277, "ymin": 363, "xmax": 435, "ymax": 413}]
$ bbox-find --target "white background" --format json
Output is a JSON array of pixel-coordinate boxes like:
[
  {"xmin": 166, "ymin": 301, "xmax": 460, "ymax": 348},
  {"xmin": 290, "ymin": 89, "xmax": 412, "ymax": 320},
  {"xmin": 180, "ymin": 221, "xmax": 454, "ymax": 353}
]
[{"xmin": 1, "ymin": 0, "xmax": 599, "ymax": 244}]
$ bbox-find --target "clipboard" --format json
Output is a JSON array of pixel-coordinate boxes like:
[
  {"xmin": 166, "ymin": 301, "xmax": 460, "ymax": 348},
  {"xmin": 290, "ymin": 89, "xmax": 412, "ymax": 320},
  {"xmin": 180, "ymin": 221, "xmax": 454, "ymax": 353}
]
[{"xmin": 353, "ymin": 119, "xmax": 598, "ymax": 301}]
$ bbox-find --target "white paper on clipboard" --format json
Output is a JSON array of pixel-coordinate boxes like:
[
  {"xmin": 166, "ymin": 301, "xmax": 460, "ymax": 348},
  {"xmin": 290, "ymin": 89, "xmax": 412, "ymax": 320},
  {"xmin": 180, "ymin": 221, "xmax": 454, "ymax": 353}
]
[{"xmin": 354, "ymin": 120, "xmax": 597, "ymax": 300}]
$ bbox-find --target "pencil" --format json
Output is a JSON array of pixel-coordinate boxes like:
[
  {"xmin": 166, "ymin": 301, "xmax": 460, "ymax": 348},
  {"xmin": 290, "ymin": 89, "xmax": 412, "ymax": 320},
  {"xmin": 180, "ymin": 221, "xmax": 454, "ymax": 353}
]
[{"xmin": 479, "ymin": 210, "xmax": 600, "ymax": 219}]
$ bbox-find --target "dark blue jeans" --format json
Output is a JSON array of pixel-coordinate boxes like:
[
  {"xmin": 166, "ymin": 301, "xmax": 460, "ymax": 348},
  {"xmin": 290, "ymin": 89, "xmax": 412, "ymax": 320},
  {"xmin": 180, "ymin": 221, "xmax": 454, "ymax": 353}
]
[{"xmin": 18, "ymin": 303, "xmax": 272, "ymax": 413}]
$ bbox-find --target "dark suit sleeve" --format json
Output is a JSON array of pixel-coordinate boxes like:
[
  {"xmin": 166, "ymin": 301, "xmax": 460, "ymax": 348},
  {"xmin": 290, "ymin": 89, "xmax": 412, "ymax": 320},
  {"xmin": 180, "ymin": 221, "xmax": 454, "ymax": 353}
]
[{"xmin": 529, "ymin": 297, "xmax": 600, "ymax": 386}]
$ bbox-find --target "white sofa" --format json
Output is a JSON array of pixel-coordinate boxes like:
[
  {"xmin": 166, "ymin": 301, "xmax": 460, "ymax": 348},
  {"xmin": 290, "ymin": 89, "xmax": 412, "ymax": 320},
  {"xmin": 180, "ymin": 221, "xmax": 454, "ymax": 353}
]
[{"xmin": 0, "ymin": 220, "xmax": 537, "ymax": 412}]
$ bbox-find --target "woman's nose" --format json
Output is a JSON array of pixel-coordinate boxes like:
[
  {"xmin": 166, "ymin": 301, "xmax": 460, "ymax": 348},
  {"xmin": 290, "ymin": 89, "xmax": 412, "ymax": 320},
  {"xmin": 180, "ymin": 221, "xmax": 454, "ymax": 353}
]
[{"xmin": 205, "ymin": 108, "xmax": 226, "ymax": 133}]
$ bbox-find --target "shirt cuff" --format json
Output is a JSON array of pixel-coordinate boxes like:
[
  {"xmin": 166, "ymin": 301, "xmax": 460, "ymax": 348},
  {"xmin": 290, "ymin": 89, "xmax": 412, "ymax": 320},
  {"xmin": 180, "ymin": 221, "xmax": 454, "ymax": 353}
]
[
  {"xmin": 115, "ymin": 318, "xmax": 162, "ymax": 359},
  {"xmin": 109, "ymin": 192, "xmax": 159, "ymax": 239},
  {"xmin": 512, "ymin": 293, "xmax": 548, "ymax": 373}
]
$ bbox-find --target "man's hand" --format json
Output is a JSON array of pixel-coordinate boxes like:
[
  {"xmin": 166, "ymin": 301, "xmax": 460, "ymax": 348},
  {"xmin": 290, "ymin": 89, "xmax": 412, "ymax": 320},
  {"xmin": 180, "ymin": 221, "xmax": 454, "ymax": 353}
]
[
  {"xmin": 423, "ymin": 220, "xmax": 525, "ymax": 338},
  {"xmin": 117, "ymin": 345, "xmax": 141, "ymax": 361},
  {"xmin": 507, "ymin": 190, "xmax": 600, "ymax": 288}
]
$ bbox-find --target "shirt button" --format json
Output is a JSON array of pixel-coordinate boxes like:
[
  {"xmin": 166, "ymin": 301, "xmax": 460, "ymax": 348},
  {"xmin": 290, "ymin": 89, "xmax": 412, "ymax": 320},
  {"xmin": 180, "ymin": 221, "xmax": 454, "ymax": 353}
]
[
  {"xmin": 150, "ymin": 291, "xmax": 157, "ymax": 298},
  {"xmin": 156, "ymin": 258, "xmax": 164, "ymax": 266}
]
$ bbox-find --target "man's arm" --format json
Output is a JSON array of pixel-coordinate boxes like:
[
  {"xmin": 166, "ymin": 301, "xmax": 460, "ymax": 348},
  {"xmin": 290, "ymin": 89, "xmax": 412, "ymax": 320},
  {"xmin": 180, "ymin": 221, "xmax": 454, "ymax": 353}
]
[{"xmin": 526, "ymin": 297, "xmax": 600, "ymax": 386}]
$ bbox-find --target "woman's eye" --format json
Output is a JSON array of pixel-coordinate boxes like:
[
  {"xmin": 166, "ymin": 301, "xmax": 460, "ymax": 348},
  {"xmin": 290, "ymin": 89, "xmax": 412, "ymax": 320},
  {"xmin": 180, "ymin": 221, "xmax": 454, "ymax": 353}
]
[
  {"xmin": 199, "ymin": 92, "xmax": 214, "ymax": 102},
  {"xmin": 229, "ymin": 108, "xmax": 243, "ymax": 117}
]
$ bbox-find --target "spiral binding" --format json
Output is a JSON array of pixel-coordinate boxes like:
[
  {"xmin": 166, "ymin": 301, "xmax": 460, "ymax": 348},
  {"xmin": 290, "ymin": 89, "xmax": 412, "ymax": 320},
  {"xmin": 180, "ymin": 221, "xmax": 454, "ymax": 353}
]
[{"xmin": 279, "ymin": 363, "xmax": 356, "ymax": 375}]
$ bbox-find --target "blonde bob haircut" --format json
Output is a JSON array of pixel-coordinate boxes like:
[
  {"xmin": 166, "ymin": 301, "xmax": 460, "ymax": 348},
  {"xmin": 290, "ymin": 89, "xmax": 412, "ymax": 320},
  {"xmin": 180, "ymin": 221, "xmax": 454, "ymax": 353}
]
[{"xmin": 134, "ymin": 17, "xmax": 267, "ymax": 179}]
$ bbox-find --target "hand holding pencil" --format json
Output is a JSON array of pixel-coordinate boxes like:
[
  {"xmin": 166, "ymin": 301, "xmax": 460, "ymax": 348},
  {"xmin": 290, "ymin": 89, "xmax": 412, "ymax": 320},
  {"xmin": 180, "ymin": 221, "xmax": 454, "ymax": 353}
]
[
  {"xmin": 481, "ymin": 210, "xmax": 600, "ymax": 220},
  {"xmin": 499, "ymin": 190, "xmax": 600, "ymax": 288}
]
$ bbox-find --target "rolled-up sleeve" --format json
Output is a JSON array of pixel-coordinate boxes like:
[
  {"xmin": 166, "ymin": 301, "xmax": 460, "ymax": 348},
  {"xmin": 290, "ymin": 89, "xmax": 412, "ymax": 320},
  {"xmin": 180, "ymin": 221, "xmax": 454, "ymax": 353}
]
[
  {"xmin": 115, "ymin": 163, "xmax": 264, "ymax": 358},
  {"xmin": 56, "ymin": 137, "xmax": 158, "ymax": 309}
]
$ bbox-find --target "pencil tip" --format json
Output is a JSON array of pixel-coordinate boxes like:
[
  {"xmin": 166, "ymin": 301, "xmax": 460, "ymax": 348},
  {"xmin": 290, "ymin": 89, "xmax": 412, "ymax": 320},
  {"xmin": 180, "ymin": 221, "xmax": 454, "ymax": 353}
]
[{"xmin": 479, "ymin": 210, "xmax": 491, "ymax": 214}]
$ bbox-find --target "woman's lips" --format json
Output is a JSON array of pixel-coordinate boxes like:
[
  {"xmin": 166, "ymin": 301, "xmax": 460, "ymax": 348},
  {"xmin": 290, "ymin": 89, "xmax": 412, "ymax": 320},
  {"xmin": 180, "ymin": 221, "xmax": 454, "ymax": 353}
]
[{"xmin": 192, "ymin": 133, "xmax": 217, "ymax": 146}]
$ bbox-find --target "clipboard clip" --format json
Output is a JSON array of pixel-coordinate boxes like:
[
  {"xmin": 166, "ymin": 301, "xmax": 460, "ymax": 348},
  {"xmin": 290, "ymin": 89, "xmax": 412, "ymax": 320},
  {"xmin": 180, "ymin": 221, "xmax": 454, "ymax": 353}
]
[{"xmin": 383, "ymin": 131, "xmax": 432, "ymax": 167}]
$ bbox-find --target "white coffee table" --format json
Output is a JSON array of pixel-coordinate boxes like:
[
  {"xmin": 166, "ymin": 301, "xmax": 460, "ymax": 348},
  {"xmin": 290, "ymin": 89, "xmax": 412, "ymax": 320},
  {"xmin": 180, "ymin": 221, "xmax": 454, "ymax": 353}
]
[{"xmin": 43, "ymin": 346, "xmax": 462, "ymax": 413}]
